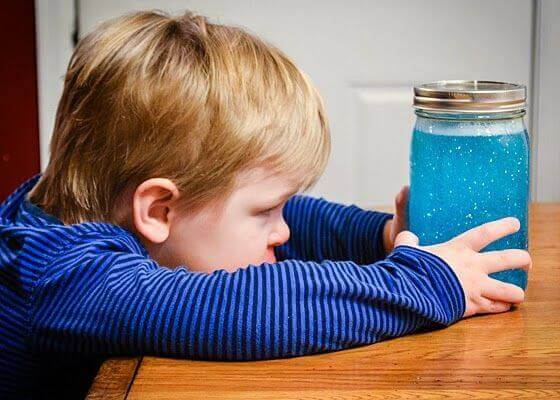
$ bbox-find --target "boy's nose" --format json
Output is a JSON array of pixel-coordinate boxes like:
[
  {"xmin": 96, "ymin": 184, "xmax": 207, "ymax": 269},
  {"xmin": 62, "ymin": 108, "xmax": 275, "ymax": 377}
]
[{"xmin": 269, "ymin": 219, "xmax": 290, "ymax": 247}]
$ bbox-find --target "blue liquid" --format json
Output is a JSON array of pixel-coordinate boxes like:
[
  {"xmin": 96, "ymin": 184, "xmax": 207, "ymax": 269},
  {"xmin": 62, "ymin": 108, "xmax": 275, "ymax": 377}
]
[{"xmin": 409, "ymin": 128, "xmax": 530, "ymax": 289}]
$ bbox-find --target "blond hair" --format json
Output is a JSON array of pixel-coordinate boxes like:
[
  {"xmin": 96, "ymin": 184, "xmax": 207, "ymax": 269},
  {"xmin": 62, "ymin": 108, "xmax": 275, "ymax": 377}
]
[{"xmin": 28, "ymin": 10, "xmax": 330, "ymax": 225}]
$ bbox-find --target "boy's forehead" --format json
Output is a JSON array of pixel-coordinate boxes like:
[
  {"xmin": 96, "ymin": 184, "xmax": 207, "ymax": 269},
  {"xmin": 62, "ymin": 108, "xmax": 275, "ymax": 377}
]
[
  {"xmin": 239, "ymin": 167, "xmax": 297, "ymax": 187},
  {"xmin": 236, "ymin": 167, "xmax": 300, "ymax": 196}
]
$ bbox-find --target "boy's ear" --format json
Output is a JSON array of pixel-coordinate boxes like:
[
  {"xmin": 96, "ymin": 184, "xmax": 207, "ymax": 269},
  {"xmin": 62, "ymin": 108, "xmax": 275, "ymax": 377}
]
[{"xmin": 132, "ymin": 178, "xmax": 180, "ymax": 244}]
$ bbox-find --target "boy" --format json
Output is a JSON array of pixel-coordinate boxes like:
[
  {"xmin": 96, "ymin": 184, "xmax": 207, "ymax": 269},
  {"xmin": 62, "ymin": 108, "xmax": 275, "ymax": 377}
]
[{"xmin": 0, "ymin": 10, "xmax": 531, "ymax": 398}]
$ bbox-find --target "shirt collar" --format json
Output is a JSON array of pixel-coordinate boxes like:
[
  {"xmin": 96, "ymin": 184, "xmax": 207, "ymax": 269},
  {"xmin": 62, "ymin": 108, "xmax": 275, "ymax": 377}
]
[{"xmin": 21, "ymin": 195, "xmax": 62, "ymax": 225}]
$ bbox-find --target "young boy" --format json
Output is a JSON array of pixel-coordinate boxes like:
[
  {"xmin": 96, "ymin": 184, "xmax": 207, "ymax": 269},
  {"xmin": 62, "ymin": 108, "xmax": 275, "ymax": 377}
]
[{"xmin": 0, "ymin": 10, "xmax": 531, "ymax": 398}]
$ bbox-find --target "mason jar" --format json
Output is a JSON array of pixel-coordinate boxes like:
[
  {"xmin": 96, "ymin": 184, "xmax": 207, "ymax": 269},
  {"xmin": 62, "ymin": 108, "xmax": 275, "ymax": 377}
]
[{"xmin": 409, "ymin": 80, "xmax": 530, "ymax": 290}]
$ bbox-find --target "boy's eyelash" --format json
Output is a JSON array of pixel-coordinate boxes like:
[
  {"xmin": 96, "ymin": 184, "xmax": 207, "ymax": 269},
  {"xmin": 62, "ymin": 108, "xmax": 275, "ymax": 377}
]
[
  {"xmin": 261, "ymin": 204, "xmax": 281, "ymax": 214},
  {"xmin": 259, "ymin": 199, "xmax": 290, "ymax": 215}
]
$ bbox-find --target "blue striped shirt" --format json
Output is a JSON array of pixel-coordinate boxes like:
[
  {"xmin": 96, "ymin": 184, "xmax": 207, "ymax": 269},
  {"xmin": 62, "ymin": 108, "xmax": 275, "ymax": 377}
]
[{"xmin": 0, "ymin": 174, "xmax": 465, "ymax": 397}]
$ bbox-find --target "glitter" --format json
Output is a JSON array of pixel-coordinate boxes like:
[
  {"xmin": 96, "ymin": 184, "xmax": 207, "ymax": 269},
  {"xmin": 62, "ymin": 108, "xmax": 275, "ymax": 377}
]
[{"xmin": 409, "ymin": 123, "xmax": 529, "ymax": 290}]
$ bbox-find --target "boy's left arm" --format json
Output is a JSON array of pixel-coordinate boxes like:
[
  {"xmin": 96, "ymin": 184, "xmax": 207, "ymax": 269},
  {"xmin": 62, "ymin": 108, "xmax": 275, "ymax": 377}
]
[{"xmin": 275, "ymin": 187, "xmax": 408, "ymax": 264}]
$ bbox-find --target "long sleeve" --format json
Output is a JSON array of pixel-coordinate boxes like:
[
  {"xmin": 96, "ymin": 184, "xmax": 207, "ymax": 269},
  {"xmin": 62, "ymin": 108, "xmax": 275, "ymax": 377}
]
[
  {"xmin": 30, "ymin": 238, "xmax": 466, "ymax": 361},
  {"xmin": 276, "ymin": 195, "xmax": 393, "ymax": 264}
]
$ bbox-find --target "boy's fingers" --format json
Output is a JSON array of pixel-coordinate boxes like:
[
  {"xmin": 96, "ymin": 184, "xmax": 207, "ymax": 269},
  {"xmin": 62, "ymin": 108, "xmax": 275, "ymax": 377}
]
[
  {"xmin": 480, "ymin": 278, "xmax": 525, "ymax": 304},
  {"xmin": 393, "ymin": 186, "xmax": 410, "ymax": 234},
  {"xmin": 394, "ymin": 230, "xmax": 419, "ymax": 247},
  {"xmin": 478, "ymin": 249, "xmax": 532, "ymax": 274},
  {"xmin": 478, "ymin": 298, "xmax": 512, "ymax": 314},
  {"xmin": 399, "ymin": 186, "xmax": 409, "ymax": 214},
  {"xmin": 452, "ymin": 217, "xmax": 521, "ymax": 252},
  {"xmin": 402, "ymin": 185, "xmax": 410, "ymax": 200},
  {"xmin": 397, "ymin": 186, "xmax": 409, "ymax": 204}
]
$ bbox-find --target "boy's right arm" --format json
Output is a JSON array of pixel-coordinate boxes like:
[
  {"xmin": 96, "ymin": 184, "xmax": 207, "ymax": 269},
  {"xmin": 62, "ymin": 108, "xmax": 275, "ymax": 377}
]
[{"xmin": 30, "ymin": 240, "xmax": 465, "ymax": 360}]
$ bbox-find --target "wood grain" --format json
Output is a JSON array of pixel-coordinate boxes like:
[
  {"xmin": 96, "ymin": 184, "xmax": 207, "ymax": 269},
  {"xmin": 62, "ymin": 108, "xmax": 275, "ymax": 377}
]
[
  {"xmin": 96, "ymin": 204, "xmax": 560, "ymax": 399},
  {"xmin": 86, "ymin": 357, "xmax": 142, "ymax": 399}
]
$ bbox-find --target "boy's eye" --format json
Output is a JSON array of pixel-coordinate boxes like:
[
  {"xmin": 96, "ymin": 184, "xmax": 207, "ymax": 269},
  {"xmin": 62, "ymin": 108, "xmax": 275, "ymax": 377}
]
[
  {"xmin": 257, "ymin": 200, "xmax": 288, "ymax": 217},
  {"xmin": 260, "ymin": 207, "xmax": 274, "ymax": 215},
  {"xmin": 260, "ymin": 203, "xmax": 282, "ymax": 216}
]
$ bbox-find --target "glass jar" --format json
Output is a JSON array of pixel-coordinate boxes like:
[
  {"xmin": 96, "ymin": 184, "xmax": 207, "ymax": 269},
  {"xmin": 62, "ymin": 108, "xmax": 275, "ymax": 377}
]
[{"xmin": 409, "ymin": 81, "xmax": 530, "ymax": 290}]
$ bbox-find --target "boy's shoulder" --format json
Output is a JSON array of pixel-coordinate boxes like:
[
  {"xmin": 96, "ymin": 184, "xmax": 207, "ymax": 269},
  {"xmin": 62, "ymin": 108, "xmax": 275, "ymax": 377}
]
[
  {"xmin": 49, "ymin": 222, "xmax": 148, "ymax": 260},
  {"xmin": 10, "ymin": 212, "xmax": 150, "ymax": 278},
  {"xmin": 32, "ymin": 223, "xmax": 156, "ymax": 290},
  {"xmin": 0, "ymin": 174, "xmax": 150, "ymax": 276}
]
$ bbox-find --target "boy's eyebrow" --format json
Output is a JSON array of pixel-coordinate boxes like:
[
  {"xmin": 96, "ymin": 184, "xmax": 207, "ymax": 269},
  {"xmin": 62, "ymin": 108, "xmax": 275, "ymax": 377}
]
[
  {"xmin": 264, "ymin": 188, "xmax": 298, "ymax": 206},
  {"xmin": 280, "ymin": 187, "xmax": 300, "ymax": 200}
]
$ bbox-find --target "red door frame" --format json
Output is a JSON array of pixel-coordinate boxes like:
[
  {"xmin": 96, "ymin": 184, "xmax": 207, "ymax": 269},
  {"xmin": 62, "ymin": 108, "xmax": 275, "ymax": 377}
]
[{"xmin": 0, "ymin": 0, "xmax": 41, "ymax": 202}]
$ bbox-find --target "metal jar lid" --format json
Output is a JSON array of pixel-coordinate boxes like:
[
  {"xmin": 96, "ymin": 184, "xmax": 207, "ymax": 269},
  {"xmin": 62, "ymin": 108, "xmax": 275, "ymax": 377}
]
[{"xmin": 413, "ymin": 80, "xmax": 527, "ymax": 113}]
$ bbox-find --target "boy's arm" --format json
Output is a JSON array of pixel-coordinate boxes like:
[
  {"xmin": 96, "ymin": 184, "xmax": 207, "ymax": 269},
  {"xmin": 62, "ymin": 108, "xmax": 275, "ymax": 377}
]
[
  {"xmin": 276, "ymin": 195, "xmax": 394, "ymax": 264},
  {"xmin": 31, "ymin": 239, "xmax": 465, "ymax": 361}
]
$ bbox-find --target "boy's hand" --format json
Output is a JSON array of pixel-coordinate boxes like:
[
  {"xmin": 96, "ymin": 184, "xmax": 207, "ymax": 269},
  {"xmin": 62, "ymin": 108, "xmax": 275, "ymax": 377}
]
[
  {"xmin": 383, "ymin": 185, "xmax": 409, "ymax": 255},
  {"xmin": 394, "ymin": 217, "xmax": 532, "ymax": 318}
]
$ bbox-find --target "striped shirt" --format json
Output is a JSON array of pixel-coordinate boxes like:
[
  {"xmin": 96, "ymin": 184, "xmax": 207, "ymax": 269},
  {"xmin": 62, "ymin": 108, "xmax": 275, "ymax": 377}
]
[{"xmin": 0, "ymin": 173, "xmax": 465, "ymax": 397}]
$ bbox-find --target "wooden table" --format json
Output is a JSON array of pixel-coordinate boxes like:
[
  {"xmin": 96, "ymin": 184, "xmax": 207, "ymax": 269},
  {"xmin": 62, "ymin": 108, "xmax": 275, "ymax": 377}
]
[{"xmin": 87, "ymin": 203, "xmax": 560, "ymax": 399}]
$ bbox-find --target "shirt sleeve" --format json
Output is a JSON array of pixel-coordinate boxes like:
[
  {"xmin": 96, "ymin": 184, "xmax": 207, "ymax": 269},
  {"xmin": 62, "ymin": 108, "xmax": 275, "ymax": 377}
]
[
  {"xmin": 30, "ymin": 240, "xmax": 466, "ymax": 361},
  {"xmin": 276, "ymin": 194, "xmax": 394, "ymax": 264}
]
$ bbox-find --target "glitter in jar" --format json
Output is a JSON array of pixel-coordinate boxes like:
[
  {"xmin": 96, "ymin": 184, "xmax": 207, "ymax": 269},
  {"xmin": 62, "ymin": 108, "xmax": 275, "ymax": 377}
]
[{"xmin": 409, "ymin": 124, "xmax": 530, "ymax": 289}]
